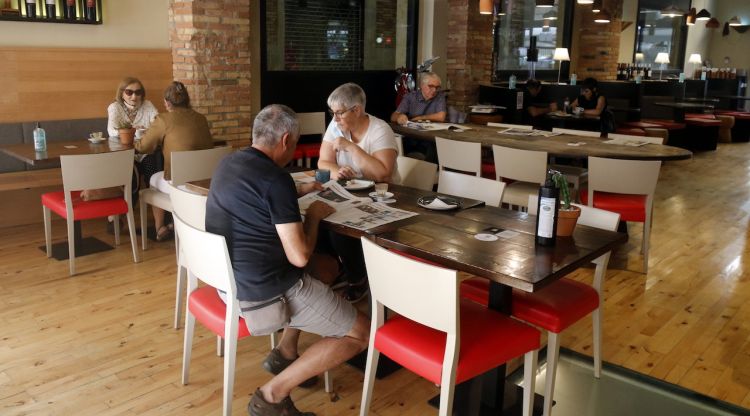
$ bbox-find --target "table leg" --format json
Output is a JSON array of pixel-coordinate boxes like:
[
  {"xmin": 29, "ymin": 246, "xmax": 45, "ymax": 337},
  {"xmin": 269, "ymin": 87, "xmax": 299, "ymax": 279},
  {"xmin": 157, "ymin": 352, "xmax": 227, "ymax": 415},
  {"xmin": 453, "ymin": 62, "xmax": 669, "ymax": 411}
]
[
  {"xmin": 674, "ymin": 108, "xmax": 686, "ymax": 123},
  {"xmin": 39, "ymin": 220, "xmax": 114, "ymax": 261}
]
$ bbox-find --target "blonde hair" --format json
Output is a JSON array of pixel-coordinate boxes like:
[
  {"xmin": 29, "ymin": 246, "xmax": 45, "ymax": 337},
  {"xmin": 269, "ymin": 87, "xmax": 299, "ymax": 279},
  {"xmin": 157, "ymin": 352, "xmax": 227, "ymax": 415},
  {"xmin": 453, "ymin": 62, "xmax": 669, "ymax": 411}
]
[{"xmin": 115, "ymin": 76, "xmax": 146, "ymax": 105}]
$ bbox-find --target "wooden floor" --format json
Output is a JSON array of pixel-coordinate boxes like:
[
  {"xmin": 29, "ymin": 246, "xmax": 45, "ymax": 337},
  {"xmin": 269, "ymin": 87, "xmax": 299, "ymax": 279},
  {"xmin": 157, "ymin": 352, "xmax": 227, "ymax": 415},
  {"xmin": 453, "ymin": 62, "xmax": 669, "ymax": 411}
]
[{"xmin": 2, "ymin": 141, "xmax": 750, "ymax": 415}]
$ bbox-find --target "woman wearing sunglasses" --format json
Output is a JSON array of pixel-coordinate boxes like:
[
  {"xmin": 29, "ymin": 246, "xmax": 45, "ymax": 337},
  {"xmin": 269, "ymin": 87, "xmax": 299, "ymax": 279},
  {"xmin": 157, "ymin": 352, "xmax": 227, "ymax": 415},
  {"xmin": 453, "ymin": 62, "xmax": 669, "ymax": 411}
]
[{"xmin": 106, "ymin": 76, "xmax": 158, "ymax": 139}]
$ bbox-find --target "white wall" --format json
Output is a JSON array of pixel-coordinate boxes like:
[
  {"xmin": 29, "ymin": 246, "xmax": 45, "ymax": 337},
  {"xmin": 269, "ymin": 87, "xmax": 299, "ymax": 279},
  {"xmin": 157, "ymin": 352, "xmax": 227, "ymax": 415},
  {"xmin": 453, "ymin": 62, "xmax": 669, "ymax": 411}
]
[
  {"xmin": 618, "ymin": 0, "xmax": 638, "ymax": 62},
  {"xmin": 683, "ymin": 0, "xmax": 715, "ymax": 74},
  {"xmin": 0, "ymin": 0, "xmax": 170, "ymax": 49},
  {"xmin": 418, "ymin": 0, "xmax": 447, "ymax": 85},
  {"xmin": 706, "ymin": 0, "xmax": 750, "ymax": 72}
]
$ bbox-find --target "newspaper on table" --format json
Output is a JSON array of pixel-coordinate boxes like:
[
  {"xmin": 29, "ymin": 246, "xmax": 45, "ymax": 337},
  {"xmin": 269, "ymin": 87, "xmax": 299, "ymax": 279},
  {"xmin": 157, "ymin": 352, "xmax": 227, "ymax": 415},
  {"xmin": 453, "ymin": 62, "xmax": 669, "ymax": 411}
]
[
  {"xmin": 405, "ymin": 121, "xmax": 472, "ymax": 132},
  {"xmin": 603, "ymin": 137, "xmax": 650, "ymax": 147},
  {"xmin": 298, "ymin": 181, "xmax": 418, "ymax": 231},
  {"xmin": 290, "ymin": 171, "xmax": 315, "ymax": 185},
  {"xmin": 498, "ymin": 128, "xmax": 561, "ymax": 137}
]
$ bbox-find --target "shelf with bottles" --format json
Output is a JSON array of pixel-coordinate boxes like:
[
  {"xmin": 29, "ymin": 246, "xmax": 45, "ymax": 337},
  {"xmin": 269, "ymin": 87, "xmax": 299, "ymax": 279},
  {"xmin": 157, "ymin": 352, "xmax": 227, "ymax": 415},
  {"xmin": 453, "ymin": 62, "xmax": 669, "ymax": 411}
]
[{"xmin": 0, "ymin": 0, "xmax": 103, "ymax": 25}]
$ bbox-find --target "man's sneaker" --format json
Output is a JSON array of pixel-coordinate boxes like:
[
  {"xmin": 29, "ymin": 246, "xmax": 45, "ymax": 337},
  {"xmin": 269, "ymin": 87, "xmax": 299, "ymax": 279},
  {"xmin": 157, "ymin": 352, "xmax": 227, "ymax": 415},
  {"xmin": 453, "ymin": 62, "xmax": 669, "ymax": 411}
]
[
  {"xmin": 262, "ymin": 348, "xmax": 318, "ymax": 388},
  {"xmin": 330, "ymin": 272, "xmax": 349, "ymax": 291},
  {"xmin": 344, "ymin": 284, "xmax": 370, "ymax": 304},
  {"xmin": 248, "ymin": 389, "xmax": 315, "ymax": 416}
]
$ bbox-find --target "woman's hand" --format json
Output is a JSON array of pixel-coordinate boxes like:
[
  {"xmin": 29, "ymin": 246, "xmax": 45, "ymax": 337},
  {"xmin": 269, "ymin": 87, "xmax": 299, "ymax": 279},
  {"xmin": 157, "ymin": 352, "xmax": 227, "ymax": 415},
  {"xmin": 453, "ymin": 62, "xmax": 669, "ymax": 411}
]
[
  {"xmin": 334, "ymin": 165, "xmax": 358, "ymax": 180},
  {"xmin": 332, "ymin": 136, "xmax": 356, "ymax": 153}
]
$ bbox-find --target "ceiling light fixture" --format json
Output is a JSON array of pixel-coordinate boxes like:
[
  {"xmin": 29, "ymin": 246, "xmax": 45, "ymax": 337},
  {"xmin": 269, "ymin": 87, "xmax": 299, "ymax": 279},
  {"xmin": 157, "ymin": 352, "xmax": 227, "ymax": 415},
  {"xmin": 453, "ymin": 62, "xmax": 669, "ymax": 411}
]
[
  {"xmin": 480, "ymin": 0, "xmax": 493, "ymax": 14},
  {"xmin": 695, "ymin": 9, "xmax": 711, "ymax": 21},
  {"xmin": 543, "ymin": 9, "xmax": 558, "ymax": 20},
  {"xmin": 536, "ymin": 0, "xmax": 554, "ymax": 8},
  {"xmin": 661, "ymin": 5, "xmax": 685, "ymax": 18},
  {"xmin": 577, "ymin": 0, "xmax": 593, "ymax": 4},
  {"xmin": 728, "ymin": 16, "xmax": 742, "ymax": 27},
  {"xmin": 686, "ymin": 8, "xmax": 696, "ymax": 26},
  {"xmin": 594, "ymin": 9, "xmax": 611, "ymax": 23},
  {"xmin": 592, "ymin": 0, "xmax": 602, "ymax": 13}
]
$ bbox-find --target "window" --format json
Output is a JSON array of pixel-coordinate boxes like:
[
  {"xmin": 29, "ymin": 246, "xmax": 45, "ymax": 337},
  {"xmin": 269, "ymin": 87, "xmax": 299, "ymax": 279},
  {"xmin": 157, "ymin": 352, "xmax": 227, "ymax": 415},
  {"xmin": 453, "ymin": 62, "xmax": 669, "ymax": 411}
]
[
  {"xmin": 493, "ymin": 0, "xmax": 570, "ymax": 72},
  {"xmin": 634, "ymin": 0, "xmax": 690, "ymax": 70},
  {"xmin": 264, "ymin": 0, "xmax": 411, "ymax": 71}
]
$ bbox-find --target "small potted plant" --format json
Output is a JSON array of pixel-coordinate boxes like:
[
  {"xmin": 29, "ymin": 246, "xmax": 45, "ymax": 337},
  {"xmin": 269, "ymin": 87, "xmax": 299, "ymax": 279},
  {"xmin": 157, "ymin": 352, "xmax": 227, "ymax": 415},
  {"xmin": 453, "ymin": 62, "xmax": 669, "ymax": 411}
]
[
  {"xmin": 117, "ymin": 122, "xmax": 136, "ymax": 145},
  {"xmin": 551, "ymin": 171, "xmax": 581, "ymax": 236}
]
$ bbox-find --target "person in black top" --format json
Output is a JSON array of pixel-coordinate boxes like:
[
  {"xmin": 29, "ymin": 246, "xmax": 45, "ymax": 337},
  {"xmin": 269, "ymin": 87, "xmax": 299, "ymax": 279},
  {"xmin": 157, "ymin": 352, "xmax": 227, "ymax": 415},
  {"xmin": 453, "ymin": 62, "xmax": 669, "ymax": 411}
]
[
  {"xmin": 206, "ymin": 104, "xmax": 369, "ymax": 416},
  {"xmin": 571, "ymin": 77, "xmax": 607, "ymax": 116},
  {"xmin": 525, "ymin": 79, "xmax": 557, "ymax": 118}
]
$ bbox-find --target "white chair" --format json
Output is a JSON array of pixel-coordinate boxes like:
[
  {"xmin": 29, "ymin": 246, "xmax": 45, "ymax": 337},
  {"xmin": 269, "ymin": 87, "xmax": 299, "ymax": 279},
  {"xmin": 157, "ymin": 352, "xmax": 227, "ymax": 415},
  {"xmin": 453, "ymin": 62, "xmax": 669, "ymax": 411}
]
[
  {"xmin": 296, "ymin": 112, "xmax": 326, "ymax": 168},
  {"xmin": 437, "ymin": 170, "xmax": 505, "ymax": 207},
  {"xmin": 583, "ymin": 157, "xmax": 661, "ymax": 273},
  {"xmin": 359, "ymin": 237, "xmax": 540, "ymax": 416},
  {"xmin": 607, "ymin": 133, "xmax": 664, "ymax": 144},
  {"xmin": 522, "ymin": 195, "xmax": 620, "ymax": 416},
  {"xmin": 42, "ymin": 149, "xmax": 140, "ymax": 275},
  {"xmin": 551, "ymin": 127, "xmax": 601, "ymax": 137},
  {"xmin": 435, "ymin": 136, "xmax": 481, "ymax": 176},
  {"xmin": 169, "ymin": 183, "xmax": 208, "ymax": 329},
  {"xmin": 492, "ymin": 145, "xmax": 547, "ymax": 209},
  {"xmin": 394, "ymin": 133, "xmax": 404, "ymax": 156},
  {"xmin": 140, "ymin": 146, "xmax": 232, "ymax": 250},
  {"xmin": 488, "ymin": 122, "xmax": 534, "ymax": 130},
  {"xmin": 396, "ymin": 156, "xmax": 437, "ymax": 191}
]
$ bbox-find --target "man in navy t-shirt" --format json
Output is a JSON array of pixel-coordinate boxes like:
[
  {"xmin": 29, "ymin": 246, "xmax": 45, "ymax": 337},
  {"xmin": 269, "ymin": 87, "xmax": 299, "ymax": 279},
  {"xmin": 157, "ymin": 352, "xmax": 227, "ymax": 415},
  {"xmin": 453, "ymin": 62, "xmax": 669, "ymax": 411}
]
[{"xmin": 206, "ymin": 104, "xmax": 369, "ymax": 416}]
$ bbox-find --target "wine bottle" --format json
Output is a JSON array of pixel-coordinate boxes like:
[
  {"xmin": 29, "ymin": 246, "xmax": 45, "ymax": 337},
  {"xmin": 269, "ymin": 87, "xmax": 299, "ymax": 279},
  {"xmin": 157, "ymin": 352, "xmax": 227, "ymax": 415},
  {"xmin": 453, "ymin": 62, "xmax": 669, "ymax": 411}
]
[
  {"xmin": 535, "ymin": 172, "xmax": 559, "ymax": 246},
  {"xmin": 25, "ymin": 0, "xmax": 36, "ymax": 18},
  {"xmin": 45, "ymin": 0, "xmax": 55, "ymax": 19},
  {"xmin": 62, "ymin": 0, "xmax": 75, "ymax": 19},
  {"xmin": 33, "ymin": 123, "xmax": 47, "ymax": 152},
  {"xmin": 84, "ymin": 0, "xmax": 96, "ymax": 21}
]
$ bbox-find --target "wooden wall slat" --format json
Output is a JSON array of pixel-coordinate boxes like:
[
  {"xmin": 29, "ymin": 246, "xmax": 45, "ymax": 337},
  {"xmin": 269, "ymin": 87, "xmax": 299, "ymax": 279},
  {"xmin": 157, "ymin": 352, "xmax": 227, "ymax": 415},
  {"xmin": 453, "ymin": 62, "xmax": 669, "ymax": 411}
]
[{"xmin": 0, "ymin": 47, "xmax": 173, "ymax": 123}]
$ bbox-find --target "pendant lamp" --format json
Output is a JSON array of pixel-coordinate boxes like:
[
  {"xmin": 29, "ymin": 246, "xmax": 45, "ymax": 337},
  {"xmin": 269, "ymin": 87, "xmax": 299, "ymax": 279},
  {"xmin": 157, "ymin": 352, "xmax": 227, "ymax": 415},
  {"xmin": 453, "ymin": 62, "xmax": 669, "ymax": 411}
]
[
  {"xmin": 686, "ymin": 8, "xmax": 696, "ymax": 25},
  {"xmin": 661, "ymin": 5, "xmax": 685, "ymax": 18},
  {"xmin": 536, "ymin": 0, "xmax": 554, "ymax": 8},
  {"xmin": 594, "ymin": 9, "xmax": 611, "ymax": 23},
  {"xmin": 695, "ymin": 9, "xmax": 711, "ymax": 21},
  {"xmin": 592, "ymin": 0, "xmax": 602, "ymax": 14},
  {"xmin": 480, "ymin": 0, "xmax": 493, "ymax": 14}
]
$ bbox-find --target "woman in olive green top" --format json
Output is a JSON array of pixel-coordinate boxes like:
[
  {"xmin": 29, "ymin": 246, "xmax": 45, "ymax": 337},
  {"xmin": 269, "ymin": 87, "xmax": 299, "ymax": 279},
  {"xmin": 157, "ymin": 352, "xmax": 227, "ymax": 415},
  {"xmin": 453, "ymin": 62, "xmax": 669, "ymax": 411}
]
[{"xmin": 135, "ymin": 81, "xmax": 213, "ymax": 241}]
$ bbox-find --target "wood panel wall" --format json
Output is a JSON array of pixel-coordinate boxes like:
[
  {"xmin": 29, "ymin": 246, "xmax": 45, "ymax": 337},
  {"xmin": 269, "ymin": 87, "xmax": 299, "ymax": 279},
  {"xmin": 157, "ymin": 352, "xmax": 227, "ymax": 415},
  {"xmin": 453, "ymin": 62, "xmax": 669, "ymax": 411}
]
[{"xmin": 0, "ymin": 47, "xmax": 173, "ymax": 123}]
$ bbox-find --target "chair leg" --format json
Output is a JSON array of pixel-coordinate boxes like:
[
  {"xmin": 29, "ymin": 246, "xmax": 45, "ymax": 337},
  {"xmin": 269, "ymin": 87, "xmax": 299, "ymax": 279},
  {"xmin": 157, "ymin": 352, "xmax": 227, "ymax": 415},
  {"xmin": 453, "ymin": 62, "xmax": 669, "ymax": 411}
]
[
  {"xmin": 437, "ymin": 374, "xmax": 457, "ymax": 416},
  {"xmin": 140, "ymin": 195, "xmax": 148, "ymax": 251},
  {"xmin": 43, "ymin": 206, "xmax": 52, "ymax": 257},
  {"xmin": 642, "ymin": 218, "xmax": 651, "ymax": 274},
  {"xmin": 593, "ymin": 307, "xmax": 602, "ymax": 379},
  {"xmin": 66, "ymin": 217, "xmax": 76, "ymax": 276},
  {"xmin": 270, "ymin": 331, "xmax": 279, "ymax": 349},
  {"xmin": 222, "ymin": 324, "xmax": 239, "ymax": 416},
  {"xmin": 126, "ymin": 211, "xmax": 140, "ymax": 263},
  {"xmin": 359, "ymin": 347, "xmax": 380, "ymax": 416},
  {"xmin": 174, "ymin": 264, "xmax": 186, "ymax": 329},
  {"xmin": 217, "ymin": 336, "xmax": 224, "ymax": 357},
  {"xmin": 523, "ymin": 349, "xmax": 539, "ymax": 416},
  {"xmin": 181, "ymin": 310, "xmax": 196, "ymax": 385},
  {"xmin": 113, "ymin": 214, "xmax": 120, "ymax": 246},
  {"xmin": 324, "ymin": 370, "xmax": 333, "ymax": 393},
  {"xmin": 543, "ymin": 332, "xmax": 560, "ymax": 416}
]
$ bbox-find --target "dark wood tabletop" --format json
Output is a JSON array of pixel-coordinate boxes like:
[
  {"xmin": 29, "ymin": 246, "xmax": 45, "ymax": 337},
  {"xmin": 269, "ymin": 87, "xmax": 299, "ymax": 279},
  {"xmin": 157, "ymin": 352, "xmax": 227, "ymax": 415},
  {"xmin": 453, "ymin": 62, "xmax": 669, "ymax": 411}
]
[
  {"xmin": 372, "ymin": 205, "xmax": 626, "ymax": 293},
  {"xmin": 392, "ymin": 122, "xmax": 692, "ymax": 161},
  {"xmin": 0, "ymin": 139, "xmax": 133, "ymax": 167}
]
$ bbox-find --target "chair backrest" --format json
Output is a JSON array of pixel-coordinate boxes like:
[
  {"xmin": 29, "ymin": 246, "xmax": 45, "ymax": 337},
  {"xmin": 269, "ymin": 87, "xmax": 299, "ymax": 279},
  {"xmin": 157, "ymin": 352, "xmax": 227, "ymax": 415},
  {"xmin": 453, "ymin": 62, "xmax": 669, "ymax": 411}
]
[
  {"xmin": 552, "ymin": 128, "xmax": 601, "ymax": 138},
  {"xmin": 169, "ymin": 183, "xmax": 208, "ymax": 231},
  {"xmin": 397, "ymin": 156, "xmax": 437, "ymax": 191},
  {"xmin": 438, "ymin": 170, "xmax": 505, "ymax": 207},
  {"xmin": 588, "ymin": 157, "xmax": 661, "ymax": 197},
  {"xmin": 393, "ymin": 133, "xmax": 404, "ymax": 156},
  {"xmin": 297, "ymin": 112, "xmax": 326, "ymax": 136},
  {"xmin": 361, "ymin": 237, "xmax": 458, "ymax": 333},
  {"xmin": 607, "ymin": 133, "xmax": 664, "ymax": 144},
  {"xmin": 526, "ymin": 195, "xmax": 620, "ymax": 231},
  {"xmin": 171, "ymin": 146, "xmax": 233, "ymax": 186},
  {"xmin": 492, "ymin": 145, "xmax": 547, "ymax": 184},
  {"xmin": 435, "ymin": 136, "xmax": 481, "ymax": 176},
  {"xmin": 488, "ymin": 122, "xmax": 533, "ymax": 130},
  {"xmin": 61, "ymin": 149, "xmax": 134, "ymax": 196},
  {"xmin": 173, "ymin": 212, "xmax": 237, "ymax": 295}
]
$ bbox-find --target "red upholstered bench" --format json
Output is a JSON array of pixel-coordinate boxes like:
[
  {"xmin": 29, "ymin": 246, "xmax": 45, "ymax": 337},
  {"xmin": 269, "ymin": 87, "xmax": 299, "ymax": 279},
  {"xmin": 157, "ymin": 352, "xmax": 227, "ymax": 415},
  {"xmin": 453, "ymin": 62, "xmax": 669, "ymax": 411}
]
[
  {"xmin": 615, "ymin": 127, "xmax": 646, "ymax": 136},
  {"xmin": 683, "ymin": 117, "xmax": 721, "ymax": 151},
  {"xmin": 641, "ymin": 119, "xmax": 687, "ymax": 130},
  {"xmin": 725, "ymin": 112, "xmax": 750, "ymax": 142}
]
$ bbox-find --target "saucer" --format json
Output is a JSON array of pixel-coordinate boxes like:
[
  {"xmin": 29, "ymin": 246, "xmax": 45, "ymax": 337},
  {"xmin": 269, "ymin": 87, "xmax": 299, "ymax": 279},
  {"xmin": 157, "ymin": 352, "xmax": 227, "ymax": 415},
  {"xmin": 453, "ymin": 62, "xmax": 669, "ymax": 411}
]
[
  {"xmin": 368, "ymin": 191, "xmax": 394, "ymax": 200},
  {"xmin": 344, "ymin": 179, "xmax": 375, "ymax": 190},
  {"xmin": 88, "ymin": 138, "xmax": 106, "ymax": 144}
]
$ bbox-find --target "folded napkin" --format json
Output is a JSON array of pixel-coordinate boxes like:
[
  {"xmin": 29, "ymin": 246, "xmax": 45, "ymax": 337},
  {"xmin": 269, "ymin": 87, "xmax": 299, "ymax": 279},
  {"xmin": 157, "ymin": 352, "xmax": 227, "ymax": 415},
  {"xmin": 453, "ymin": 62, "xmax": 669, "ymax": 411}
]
[{"xmin": 423, "ymin": 196, "xmax": 458, "ymax": 209}]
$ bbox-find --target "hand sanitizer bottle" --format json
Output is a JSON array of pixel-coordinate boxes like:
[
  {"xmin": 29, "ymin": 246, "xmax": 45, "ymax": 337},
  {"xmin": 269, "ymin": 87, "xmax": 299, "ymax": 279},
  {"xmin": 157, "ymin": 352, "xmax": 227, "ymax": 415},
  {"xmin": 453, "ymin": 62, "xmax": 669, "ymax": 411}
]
[
  {"xmin": 535, "ymin": 170, "xmax": 559, "ymax": 246},
  {"xmin": 33, "ymin": 122, "xmax": 47, "ymax": 152},
  {"xmin": 509, "ymin": 75, "xmax": 517, "ymax": 89}
]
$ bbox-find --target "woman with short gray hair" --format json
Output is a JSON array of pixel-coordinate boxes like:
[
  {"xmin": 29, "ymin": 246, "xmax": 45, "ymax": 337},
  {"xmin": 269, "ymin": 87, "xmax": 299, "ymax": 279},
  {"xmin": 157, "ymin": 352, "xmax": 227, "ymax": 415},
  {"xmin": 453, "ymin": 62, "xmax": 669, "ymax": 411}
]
[{"xmin": 318, "ymin": 82, "xmax": 399, "ymax": 183}]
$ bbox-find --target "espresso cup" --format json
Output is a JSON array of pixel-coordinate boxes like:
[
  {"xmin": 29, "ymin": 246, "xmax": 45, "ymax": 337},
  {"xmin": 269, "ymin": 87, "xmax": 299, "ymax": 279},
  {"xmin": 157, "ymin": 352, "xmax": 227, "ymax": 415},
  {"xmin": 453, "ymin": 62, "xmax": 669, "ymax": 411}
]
[
  {"xmin": 89, "ymin": 131, "xmax": 103, "ymax": 139},
  {"xmin": 314, "ymin": 169, "xmax": 331, "ymax": 183},
  {"xmin": 375, "ymin": 183, "xmax": 389, "ymax": 200}
]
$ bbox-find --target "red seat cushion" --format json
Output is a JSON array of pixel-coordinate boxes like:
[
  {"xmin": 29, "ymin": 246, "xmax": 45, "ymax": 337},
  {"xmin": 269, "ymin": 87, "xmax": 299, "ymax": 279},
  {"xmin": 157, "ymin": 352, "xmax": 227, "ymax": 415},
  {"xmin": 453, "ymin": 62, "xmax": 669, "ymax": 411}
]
[
  {"xmin": 460, "ymin": 277, "xmax": 599, "ymax": 334},
  {"xmin": 685, "ymin": 114, "xmax": 716, "ymax": 120},
  {"xmin": 512, "ymin": 279, "xmax": 599, "ymax": 334},
  {"xmin": 41, "ymin": 190, "xmax": 129, "ymax": 220},
  {"xmin": 481, "ymin": 161, "xmax": 496, "ymax": 179},
  {"xmin": 389, "ymin": 249, "xmax": 441, "ymax": 267},
  {"xmin": 685, "ymin": 118, "xmax": 721, "ymax": 126},
  {"xmin": 641, "ymin": 119, "xmax": 686, "ymax": 130},
  {"xmin": 580, "ymin": 188, "xmax": 647, "ymax": 222},
  {"xmin": 297, "ymin": 143, "xmax": 322, "ymax": 158},
  {"xmin": 622, "ymin": 121, "xmax": 663, "ymax": 129},
  {"xmin": 188, "ymin": 286, "xmax": 251, "ymax": 338},
  {"xmin": 615, "ymin": 128, "xmax": 646, "ymax": 136},
  {"xmin": 374, "ymin": 298, "xmax": 539, "ymax": 385},
  {"xmin": 728, "ymin": 112, "xmax": 750, "ymax": 120},
  {"xmin": 292, "ymin": 148, "xmax": 305, "ymax": 160}
]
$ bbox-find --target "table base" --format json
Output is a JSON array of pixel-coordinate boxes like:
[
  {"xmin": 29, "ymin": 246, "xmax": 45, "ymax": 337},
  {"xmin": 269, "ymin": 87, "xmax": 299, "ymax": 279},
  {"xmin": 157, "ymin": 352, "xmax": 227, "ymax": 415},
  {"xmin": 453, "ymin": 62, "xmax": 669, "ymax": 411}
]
[
  {"xmin": 428, "ymin": 380, "xmax": 547, "ymax": 416},
  {"xmin": 347, "ymin": 350, "xmax": 402, "ymax": 379},
  {"xmin": 39, "ymin": 237, "xmax": 114, "ymax": 261}
]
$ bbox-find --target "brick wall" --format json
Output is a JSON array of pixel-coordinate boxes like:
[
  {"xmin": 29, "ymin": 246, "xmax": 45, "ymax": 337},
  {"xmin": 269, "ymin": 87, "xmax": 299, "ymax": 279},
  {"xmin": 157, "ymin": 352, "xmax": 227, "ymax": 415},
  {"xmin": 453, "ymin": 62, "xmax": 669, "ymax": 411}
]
[
  {"xmin": 571, "ymin": 0, "xmax": 623, "ymax": 81},
  {"xmin": 168, "ymin": 0, "xmax": 252, "ymax": 147},
  {"xmin": 445, "ymin": 0, "xmax": 494, "ymax": 111}
]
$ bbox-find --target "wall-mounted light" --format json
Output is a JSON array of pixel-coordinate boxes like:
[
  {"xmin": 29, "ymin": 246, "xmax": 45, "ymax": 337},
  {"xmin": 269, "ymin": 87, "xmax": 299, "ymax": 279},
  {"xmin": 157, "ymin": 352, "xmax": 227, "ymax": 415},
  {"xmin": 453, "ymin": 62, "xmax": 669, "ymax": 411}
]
[
  {"xmin": 728, "ymin": 16, "xmax": 742, "ymax": 27},
  {"xmin": 594, "ymin": 9, "xmax": 611, "ymax": 23},
  {"xmin": 553, "ymin": 48, "xmax": 570, "ymax": 84},
  {"xmin": 706, "ymin": 17, "xmax": 720, "ymax": 29},
  {"xmin": 480, "ymin": 0, "xmax": 493, "ymax": 14},
  {"xmin": 696, "ymin": 9, "xmax": 711, "ymax": 21},
  {"xmin": 577, "ymin": 0, "xmax": 593, "ymax": 4},
  {"xmin": 592, "ymin": 0, "xmax": 602, "ymax": 14},
  {"xmin": 686, "ymin": 8, "xmax": 696, "ymax": 26},
  {"xmin": 661, "ymin": 5, "xmax": 685, "ymax": 18},
  {"xmin": 536, "ymin": 0, "xmax": 554, "ymax": 8}
]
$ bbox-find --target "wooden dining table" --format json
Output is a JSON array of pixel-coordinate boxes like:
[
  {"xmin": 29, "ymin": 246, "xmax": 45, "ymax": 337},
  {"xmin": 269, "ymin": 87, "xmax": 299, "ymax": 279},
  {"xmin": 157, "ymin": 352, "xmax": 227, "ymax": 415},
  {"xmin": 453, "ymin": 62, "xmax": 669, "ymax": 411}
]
[
  {"xmin": 392, "ymin": 122, "xmax": 692, "ymax": 161},
  {"xmin": 0, "ymin": 138, "xmax": 134, "ymax": 260}
]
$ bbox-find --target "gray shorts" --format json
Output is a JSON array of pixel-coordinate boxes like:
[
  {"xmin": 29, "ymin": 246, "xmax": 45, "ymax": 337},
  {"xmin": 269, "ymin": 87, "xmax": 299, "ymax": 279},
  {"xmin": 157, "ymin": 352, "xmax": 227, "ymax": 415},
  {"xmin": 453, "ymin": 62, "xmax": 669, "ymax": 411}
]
[{"xmin": 238, "ymin": 274, "xmax": 357, "ymax": 338}]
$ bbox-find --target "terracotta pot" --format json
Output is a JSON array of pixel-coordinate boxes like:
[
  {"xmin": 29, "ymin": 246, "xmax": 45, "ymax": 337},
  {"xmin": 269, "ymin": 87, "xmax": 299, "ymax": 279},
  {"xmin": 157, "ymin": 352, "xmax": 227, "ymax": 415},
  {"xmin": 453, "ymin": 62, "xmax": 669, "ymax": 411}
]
[
  {"xmin": 556, "ymin": 205, "xmax": 581, "ymax": 237},
  {"xmin": 118, "ymin": 128, "xmax": 136, "ymax": 145}
]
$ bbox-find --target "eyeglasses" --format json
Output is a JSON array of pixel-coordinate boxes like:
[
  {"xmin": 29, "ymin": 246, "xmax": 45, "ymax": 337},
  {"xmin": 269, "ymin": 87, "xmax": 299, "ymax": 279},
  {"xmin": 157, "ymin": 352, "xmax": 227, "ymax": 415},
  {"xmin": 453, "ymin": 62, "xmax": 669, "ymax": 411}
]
[
  {"xmin": 425, "ymin": 84, "xmax": 441, "ymax": 90},
  {"xmin": 328, "ymin": 106, "xmax": 356, "ymax": 118},
  {"xmin": 123, "ymin": 89, "xmax": 144, "ymax": 97}
]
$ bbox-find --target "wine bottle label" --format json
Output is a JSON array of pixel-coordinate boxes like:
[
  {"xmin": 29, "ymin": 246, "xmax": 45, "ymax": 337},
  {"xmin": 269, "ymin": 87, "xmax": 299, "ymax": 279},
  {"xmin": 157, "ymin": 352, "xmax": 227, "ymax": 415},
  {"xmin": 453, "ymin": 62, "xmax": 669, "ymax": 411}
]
[
  {"xmin": 537, "ymin": 197, "xmax": 556, "ymax": 238},
  {"xmin": 26, "ymin": 0, "xmax": 35, "ymax": 3},
  {"xmin": 46, "ymin": 0, "xmax": 55, "ymax": 4}
]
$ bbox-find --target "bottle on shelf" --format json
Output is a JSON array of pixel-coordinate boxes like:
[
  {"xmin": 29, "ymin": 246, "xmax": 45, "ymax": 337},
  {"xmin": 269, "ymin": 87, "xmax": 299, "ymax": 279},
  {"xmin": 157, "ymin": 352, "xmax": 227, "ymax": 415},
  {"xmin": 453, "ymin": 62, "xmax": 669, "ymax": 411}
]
[
  {"xmin": 563, "ymin": 97, "xmax": 571, "ymax": 114},
  {"xmin": 535, "ymin": 170, "xmax": 559, "ymax": 247},
  {"xmin": 570, "ymin": 73, "xmax": 577, "ymax": 85},
  {"xmin": 33, "ymin": 122, "xmax": 47, "ymax": 152},
  {"xmin": 509, "ymin": 74, "xmax": 517, "ymax": 89},
  {"xmin": 24, "ymin": 0, "xmax": 36, "ymax": 18},
  {"xmin": 44, "ymin": 0, "xmax": 55, "ymax": 19},
  {"xmin": 61, "ymin": 0, "xmax": 76, "ymax": 19},
  {"xmin": 84, "ymin": 0, "xmax": 96, "ymax": 21}
]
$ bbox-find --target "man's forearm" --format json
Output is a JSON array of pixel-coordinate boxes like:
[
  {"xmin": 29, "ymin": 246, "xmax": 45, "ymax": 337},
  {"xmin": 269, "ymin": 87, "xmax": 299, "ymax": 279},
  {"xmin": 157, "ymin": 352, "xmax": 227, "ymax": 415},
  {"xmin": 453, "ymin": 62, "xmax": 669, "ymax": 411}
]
[{"xmin": 411, "ymin": 111, "xmax": 446, "ymax": 122}]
